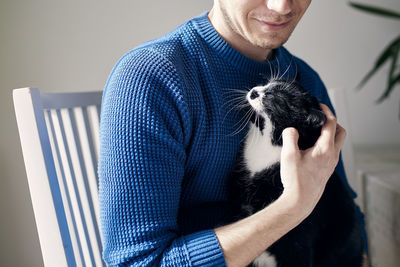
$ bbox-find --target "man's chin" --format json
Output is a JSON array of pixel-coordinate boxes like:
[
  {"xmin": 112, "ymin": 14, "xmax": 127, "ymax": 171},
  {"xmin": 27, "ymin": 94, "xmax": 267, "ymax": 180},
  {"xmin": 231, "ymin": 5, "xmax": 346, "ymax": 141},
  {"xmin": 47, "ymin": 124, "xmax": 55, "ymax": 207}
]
[
  {"xmin": 253, "ymin": 39, "xmax": 288, "ymax": 50},
  {"xmin": 257, "ymin": 32, "xmax": 292, "ymax": 49}
]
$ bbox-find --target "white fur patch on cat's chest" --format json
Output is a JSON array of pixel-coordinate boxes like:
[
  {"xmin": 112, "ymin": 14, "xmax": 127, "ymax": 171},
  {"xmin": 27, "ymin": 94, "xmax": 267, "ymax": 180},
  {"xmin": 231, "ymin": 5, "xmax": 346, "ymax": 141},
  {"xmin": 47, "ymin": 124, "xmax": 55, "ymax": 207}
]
[
  {"xmin": 244, "ymin": 122, "xmax": 281, "ymax": 176},
  {"xmin": 253, "ymin": 251, "xmax": 277, "ymax": 267}
]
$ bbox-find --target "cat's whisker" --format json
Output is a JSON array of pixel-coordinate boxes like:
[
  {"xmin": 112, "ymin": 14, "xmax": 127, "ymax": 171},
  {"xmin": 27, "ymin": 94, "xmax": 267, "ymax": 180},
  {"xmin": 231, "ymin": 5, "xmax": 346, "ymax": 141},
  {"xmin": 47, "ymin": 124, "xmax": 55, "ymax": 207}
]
[
  {"xmin": 268, "ymin": 62, "xmax": 275, "ymax": 81},
  {"xmin": 228, "ymin": 110, "xmax": 251, "ymax": 133},
  {"xmin": 228, "ymin": 108, "xmax": 254, "ymax": 136},
  {"xmin": 233, "ymin": 108, "xmax": 253, "ymax": 130},
  {"xmin": 221, "ymin": 92, "xmax": 248, "ymax": 100},
  {"xmin": 269, "ymin": 61, "xmax": 279, "ymax": 82},
  {"xmin": 220, "ymin": 90, "xmax": 249, "ymax": 110},
  {"xmin": 279, "ymin": 61, "xmax": 292, "ymax": 81},
  {"xmin": 275, "ymin": 58, "xmax": 281, "ymax": 81},
  {"xmin": 221, "ymin": 96, "xmax": 248, "ymax": 108},
  {"xmin": 291, "ymin": 61, "xmax": 299, "ymax": 84},
  {"xmin": 221, "ymin": 95, "xmax": 249, "ymax": 112},
  {"xmin": 221, "ymin": 101, "xmax": 250, "ymax": 125},
  {"xmin": 220, "ymin": 90, "xmax": 248, "ymax": 113},
  {"xmin": 222, "ymin": 88, "xmax": 249, "ymax": 96},
  {"xmin": 279, "ymin": 54, "xmax": 296, "ymax": 81},
  {"xmin": 243, "ymin": 118, "xmax": 255, "ymax": 146},
  {"xmin": 223, "ymin": 87, "xmax": 249, "ymax": 92}
]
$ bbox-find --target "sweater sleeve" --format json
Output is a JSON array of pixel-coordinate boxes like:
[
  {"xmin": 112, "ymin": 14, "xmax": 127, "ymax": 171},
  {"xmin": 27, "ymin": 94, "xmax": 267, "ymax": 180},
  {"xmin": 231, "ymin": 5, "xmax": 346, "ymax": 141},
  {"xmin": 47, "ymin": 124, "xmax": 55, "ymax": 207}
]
[{"xmin": 99, "ymin": 49, "xmax": 227, "ymax": 266}]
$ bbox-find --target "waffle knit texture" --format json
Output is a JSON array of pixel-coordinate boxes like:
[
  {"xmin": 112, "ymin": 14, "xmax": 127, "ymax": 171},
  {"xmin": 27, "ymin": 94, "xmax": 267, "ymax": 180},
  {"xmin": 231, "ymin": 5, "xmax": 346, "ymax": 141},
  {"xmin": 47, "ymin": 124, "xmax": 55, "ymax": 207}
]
[{"xmin": 99, "ymin": 12, "xmax": 367, "ymax": 266}]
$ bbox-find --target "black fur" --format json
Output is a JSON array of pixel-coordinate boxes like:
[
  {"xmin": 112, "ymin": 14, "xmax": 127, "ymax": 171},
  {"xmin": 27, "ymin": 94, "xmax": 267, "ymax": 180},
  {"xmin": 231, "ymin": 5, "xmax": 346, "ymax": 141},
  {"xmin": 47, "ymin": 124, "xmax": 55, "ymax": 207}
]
[{"xmin": 228, "ymin": 80, "xmax": 364, "ymax": 267}]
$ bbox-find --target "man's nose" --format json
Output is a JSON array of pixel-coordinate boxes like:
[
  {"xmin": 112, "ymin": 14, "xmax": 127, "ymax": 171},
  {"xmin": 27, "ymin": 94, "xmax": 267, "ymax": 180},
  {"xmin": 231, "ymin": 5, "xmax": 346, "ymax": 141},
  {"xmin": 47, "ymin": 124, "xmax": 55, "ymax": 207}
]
[{"xmin": 267, "ymin": 0, "xmax": 292, "ymax": 15}]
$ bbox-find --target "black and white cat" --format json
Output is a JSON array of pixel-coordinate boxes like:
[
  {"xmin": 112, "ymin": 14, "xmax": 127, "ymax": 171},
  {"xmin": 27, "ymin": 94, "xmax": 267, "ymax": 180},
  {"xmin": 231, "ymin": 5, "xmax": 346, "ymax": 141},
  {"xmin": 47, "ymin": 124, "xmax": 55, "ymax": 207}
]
[{"xmin": 227, "ymin": 79, "xmax": 364, "ymax": 267}]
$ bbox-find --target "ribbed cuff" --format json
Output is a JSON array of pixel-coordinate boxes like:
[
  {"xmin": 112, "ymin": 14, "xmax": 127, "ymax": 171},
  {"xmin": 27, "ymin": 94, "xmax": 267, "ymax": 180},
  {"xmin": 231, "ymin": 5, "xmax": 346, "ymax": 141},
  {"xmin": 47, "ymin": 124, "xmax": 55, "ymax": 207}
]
[{"xmin": 184, "ymin": 230, "xmax": 227, "ymax": 266}]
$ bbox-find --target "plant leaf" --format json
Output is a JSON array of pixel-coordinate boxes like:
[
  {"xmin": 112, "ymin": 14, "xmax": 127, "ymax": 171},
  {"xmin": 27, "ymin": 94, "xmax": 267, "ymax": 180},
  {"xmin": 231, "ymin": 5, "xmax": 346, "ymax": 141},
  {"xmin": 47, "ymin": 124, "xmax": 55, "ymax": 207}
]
[
  {"xmin": 349, "ymin": 2, "xmax": 400, "ymax": 19},
  {"xmin": 357, "ymin": 36, "xmax": 400, "ymax": 89},
  {"xmin": 377, "ymin": 70, "xmax": 400, "ymax": 103},
  {"xmin": 376, "ymin": 44, "xmax": 399, "ymax": 103}
]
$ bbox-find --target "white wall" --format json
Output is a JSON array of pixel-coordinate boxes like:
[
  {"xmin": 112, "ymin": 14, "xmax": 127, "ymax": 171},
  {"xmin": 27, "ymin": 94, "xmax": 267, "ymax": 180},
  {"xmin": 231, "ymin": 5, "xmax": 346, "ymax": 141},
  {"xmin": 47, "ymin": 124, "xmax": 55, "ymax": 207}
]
[{"xmin": 0, "ymin": 0, "xmax": 398, "ymax": 266}]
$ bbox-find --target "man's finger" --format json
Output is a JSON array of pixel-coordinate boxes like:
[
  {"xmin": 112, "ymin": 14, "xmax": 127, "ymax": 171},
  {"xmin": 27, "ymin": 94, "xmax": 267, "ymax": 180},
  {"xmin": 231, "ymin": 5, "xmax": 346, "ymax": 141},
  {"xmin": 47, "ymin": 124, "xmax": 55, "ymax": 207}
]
[
  {"xmin": 317, "ymin": 104, "xmax": 337, "ymax": 148},
  {"xmin": 334, "ymin": 123, "xmax": 347, "ymax": 154},
  {"xmin": 282, "ymin": 127, "xmax": 300, "ymax": 154}
]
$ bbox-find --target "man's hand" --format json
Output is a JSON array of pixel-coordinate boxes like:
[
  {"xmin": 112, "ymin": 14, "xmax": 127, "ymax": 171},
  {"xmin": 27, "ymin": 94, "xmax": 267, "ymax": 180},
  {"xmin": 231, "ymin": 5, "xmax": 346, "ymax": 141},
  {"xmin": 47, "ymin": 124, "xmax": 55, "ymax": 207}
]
[{"xmin": 279, "ymin": 104, "xmax": 347, "ymax": 217}]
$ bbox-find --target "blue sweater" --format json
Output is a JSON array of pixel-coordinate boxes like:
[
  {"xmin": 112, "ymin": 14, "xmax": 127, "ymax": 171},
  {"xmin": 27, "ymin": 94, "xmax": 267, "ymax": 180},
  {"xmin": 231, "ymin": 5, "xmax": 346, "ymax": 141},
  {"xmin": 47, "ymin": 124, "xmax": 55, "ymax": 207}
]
[{"xmin": 99, "ymin": 12, "xmax": 365, "ymax": 266}]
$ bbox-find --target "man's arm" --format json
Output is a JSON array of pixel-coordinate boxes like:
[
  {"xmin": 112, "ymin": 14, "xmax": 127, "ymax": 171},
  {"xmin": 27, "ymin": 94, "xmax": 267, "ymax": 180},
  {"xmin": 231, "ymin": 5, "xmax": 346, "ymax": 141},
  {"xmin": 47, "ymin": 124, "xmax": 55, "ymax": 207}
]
[
  {"xmin": 214, "ymin": 104, "xmax": 347, "ymax": 267},
  {"xmin": 99, "ymin": 49, "xmax": 227, "ymax": 266}
]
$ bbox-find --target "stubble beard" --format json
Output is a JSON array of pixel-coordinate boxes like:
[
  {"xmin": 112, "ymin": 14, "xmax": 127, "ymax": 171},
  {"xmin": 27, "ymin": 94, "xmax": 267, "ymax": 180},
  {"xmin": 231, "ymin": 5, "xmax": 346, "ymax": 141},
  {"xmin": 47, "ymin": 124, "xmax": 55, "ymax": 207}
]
[
  {"xmin": 219, "ymin": 3, "xmax": 292, "ymax": 51},
  {"xmin": 253, "ymin": 32, "xmax": 291, "ymax": 50}
]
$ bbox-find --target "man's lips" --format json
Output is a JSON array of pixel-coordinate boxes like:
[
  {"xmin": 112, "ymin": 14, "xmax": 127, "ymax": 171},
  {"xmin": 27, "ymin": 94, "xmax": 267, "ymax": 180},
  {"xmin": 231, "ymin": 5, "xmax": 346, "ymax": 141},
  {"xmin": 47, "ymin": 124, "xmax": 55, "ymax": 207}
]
[{"xmin": 255, "ymin": 18, "xmax": 291, "ymax": 31}]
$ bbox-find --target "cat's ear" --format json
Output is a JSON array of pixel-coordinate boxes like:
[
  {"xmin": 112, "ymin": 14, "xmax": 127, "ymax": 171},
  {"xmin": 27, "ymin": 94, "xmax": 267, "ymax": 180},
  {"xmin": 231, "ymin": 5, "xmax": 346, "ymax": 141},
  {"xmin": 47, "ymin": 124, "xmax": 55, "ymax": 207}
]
[{"xmin": 306, "ymin": 108, "xmax": 326, "ymax": 128}]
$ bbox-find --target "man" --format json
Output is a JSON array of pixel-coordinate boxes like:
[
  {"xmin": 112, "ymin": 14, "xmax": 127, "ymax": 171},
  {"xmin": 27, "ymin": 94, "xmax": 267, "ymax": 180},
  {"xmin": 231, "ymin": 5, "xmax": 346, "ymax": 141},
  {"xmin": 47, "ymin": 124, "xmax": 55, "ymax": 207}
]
[{"xmin": 99, "ymin": 0, "xmax": 368, "ymax": 266}]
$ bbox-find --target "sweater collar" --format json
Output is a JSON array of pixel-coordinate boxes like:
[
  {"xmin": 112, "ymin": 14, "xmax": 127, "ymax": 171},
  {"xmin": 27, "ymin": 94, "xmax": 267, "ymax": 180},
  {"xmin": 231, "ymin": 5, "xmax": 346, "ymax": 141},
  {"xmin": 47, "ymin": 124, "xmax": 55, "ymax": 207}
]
[{"xmin": 191, "ymin": 12, "xmax": 297, "ymax": 79}]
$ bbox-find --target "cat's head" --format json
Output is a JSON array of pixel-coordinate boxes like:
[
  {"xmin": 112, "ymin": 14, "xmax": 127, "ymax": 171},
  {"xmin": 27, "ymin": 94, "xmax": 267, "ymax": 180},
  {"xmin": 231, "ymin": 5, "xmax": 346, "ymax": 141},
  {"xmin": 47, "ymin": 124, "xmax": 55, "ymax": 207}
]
[{"xmin": 247, "ymin": 79, "xmax": 326, "ymax": 150}]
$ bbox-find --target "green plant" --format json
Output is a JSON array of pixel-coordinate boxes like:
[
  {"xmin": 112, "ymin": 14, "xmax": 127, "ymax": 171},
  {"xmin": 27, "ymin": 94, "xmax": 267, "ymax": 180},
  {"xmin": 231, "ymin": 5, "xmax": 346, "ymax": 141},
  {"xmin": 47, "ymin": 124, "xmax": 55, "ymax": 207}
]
[{"xmin": 349, "ymin": 1, "xmax": 400, "ymax": 104}]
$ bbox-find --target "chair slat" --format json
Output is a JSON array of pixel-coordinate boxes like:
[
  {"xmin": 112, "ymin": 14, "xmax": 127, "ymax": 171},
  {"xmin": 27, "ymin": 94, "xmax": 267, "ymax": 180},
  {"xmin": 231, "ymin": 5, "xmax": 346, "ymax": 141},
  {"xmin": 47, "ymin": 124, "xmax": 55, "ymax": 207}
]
[
  {"xmin": 53, "ymin": 109, "xmax": 91, "ymax": 266},
  {"xmin": 45, "ymin": 110, "xmax": 82, "ymax": 267},
  {"xmin": 72, "ymin": 107, "xmax": 103, "ymax": 266},
  {"xmin": 77, "ymin": 107, "xmax": 100, "ymax": 221},
  {"xmin": 87, "ymin": 105, "xmax": 100, "ymax": 163},
  {"xmin": 61, "ymin": 108, "xmax": 98, "ymax": 267}
]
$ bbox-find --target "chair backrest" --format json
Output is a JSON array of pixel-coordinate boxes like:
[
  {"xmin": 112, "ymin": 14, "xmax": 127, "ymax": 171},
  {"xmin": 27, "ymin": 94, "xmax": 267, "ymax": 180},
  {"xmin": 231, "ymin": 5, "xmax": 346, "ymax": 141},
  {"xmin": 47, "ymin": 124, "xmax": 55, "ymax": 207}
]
[{"xmin": 13, "ymin": 87, "xmax": 105, "ymax": 267}]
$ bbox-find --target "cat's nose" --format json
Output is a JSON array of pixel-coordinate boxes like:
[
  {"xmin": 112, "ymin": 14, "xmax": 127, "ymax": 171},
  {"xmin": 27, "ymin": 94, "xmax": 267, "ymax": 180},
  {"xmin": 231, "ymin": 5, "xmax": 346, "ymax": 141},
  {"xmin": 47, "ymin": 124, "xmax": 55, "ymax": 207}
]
[{"xmin": 250, "ymin": 90, "xmax": 259, "ymax": 100}]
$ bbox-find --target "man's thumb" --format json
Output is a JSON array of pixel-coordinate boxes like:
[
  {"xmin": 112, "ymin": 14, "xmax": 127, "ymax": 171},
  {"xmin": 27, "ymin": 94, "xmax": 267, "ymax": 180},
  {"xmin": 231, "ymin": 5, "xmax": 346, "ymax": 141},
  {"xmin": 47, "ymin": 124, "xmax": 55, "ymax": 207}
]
[{"xmin": 282, "ymin": 127, "xmax": 300, "ymax": 153}]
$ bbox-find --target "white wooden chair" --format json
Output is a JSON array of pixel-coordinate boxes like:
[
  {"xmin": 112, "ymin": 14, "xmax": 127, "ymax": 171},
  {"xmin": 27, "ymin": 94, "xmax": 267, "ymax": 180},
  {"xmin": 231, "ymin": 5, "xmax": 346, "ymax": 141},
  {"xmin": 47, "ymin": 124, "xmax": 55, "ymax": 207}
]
[{"xmin": 13, "ymin": 87, "xmax": 105, "ymax": 267}]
